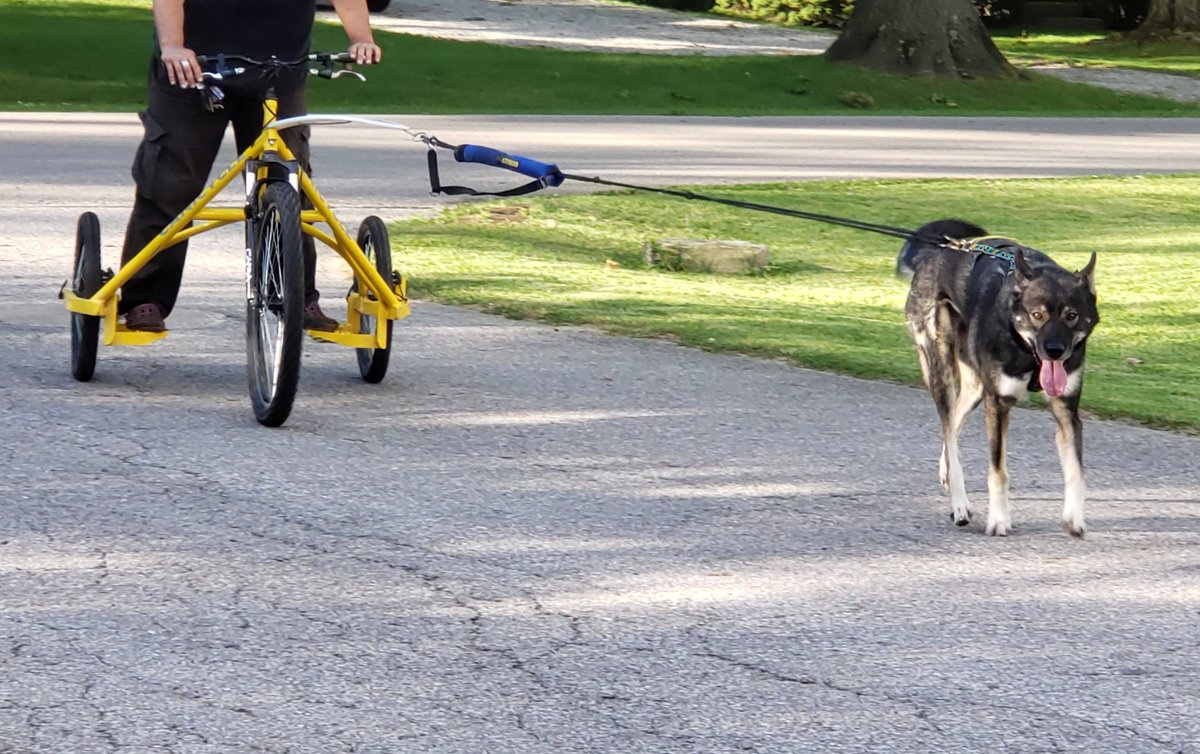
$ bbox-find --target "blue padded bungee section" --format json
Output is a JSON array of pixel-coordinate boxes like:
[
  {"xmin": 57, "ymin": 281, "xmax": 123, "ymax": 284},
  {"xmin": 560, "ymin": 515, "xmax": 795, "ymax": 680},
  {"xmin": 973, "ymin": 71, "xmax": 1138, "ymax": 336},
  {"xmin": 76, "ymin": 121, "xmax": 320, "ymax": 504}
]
[{"xmin": 455, "ymin": 145, "xmax": 564, "ymax": 187}]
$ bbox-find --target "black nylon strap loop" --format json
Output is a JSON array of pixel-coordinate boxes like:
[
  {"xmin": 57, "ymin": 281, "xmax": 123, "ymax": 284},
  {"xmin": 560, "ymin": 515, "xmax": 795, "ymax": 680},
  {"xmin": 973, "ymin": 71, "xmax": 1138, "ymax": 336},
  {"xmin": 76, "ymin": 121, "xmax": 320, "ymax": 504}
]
[
  {"xmin": 425, "ymin": 147, "xmax": 551, "ymax": 198},
  {"xmin": 426, "ymin": 147, "xmax": 442, "ymax": 195}
]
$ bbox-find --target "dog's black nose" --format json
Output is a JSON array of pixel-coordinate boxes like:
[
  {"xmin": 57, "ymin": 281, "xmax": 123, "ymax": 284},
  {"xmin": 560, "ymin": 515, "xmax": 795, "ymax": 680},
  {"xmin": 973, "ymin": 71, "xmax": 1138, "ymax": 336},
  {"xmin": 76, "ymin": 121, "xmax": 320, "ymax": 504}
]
[{"xmin": 1044, "ymin": 341, "xmax": 1066, "ymax": 360}]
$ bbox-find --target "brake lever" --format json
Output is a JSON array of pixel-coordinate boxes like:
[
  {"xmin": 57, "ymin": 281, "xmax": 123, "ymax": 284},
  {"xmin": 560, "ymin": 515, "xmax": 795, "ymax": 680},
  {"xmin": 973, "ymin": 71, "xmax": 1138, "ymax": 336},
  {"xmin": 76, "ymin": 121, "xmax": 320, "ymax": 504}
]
[
  {"xmin": 203, "ymin": 85, "xmax": 226, "ymax": 111},
  {"xmin": 310, "ymin": 66, "xmax": 366, "ymax": 81},
  {"xmin": 197, "ymin": 67, "xmax": 244, "ymax": 110}
]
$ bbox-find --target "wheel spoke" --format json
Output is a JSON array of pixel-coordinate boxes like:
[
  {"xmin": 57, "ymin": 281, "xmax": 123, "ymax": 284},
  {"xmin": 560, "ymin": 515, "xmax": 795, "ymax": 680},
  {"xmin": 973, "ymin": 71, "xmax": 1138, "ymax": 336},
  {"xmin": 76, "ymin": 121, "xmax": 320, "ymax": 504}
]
[{"xmin": 254, "ymin": 209, "xmax": 287, "ymax": 399}]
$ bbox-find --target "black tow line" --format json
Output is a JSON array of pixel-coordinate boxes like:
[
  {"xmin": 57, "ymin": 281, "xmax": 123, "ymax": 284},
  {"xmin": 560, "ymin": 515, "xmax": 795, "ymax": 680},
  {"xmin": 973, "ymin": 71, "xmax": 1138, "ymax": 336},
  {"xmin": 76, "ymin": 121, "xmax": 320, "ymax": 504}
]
[
  {"xmin": 563, "ymin": 173, "xmax": 918, "ymax": 240},
  {"xmin": 422, "ymin": 137, "xmax": 1015, "ymax": 264}
]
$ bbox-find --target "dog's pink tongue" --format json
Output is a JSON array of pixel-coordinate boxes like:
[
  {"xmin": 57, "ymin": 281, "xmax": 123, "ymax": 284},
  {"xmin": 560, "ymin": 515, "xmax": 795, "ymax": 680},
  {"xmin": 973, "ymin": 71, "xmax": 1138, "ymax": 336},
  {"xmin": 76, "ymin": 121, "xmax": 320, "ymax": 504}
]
[{"xmin": 1040, "ymin": 359, "xmax": 1069, "ymax": 397}]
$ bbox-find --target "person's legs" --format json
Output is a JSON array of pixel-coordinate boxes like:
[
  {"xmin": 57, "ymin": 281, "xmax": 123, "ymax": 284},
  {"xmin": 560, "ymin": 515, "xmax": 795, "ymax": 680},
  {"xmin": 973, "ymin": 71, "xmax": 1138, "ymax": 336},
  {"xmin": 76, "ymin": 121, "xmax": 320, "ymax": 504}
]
[{"xmin": 121, "ymin": 58, "xmax": 230, "ymax": 327}]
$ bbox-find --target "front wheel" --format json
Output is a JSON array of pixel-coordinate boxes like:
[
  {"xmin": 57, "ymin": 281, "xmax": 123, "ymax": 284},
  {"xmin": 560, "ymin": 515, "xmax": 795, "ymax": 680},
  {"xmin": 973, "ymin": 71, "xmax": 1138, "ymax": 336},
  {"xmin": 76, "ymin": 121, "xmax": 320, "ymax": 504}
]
[
  {"xmin": 245, "ymin": 182, "xmax": 304, "ymax": 427},
  {"xmin": 70, "ymin": 212, "xmax": 102, "ymax": 381},
  {"xmin": 353, "ymin": 216, "xmax": 394, "ymax": 383}
]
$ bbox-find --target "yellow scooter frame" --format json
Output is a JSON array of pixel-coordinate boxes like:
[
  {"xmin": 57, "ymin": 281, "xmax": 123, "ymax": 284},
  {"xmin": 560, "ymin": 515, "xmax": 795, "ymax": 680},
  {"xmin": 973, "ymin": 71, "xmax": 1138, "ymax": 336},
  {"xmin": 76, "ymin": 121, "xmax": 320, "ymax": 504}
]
[{"xmin": 62, "ymin": 99, "xmax": 409, "ymax": 349}]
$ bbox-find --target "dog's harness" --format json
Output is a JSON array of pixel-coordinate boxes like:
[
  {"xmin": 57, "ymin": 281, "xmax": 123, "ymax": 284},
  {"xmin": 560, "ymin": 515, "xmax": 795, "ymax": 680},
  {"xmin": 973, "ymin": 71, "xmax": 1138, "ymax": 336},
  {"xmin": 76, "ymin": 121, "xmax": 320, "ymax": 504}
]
[{"xmin": 947, "ymin": 236, "xmax": 1022, "ymax": 270}]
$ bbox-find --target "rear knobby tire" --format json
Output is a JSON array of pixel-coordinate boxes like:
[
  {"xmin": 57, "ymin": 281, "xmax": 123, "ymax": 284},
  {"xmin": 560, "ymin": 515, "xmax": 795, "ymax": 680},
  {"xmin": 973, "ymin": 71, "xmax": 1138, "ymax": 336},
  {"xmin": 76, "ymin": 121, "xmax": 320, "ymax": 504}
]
[
  {"xmin": 70, "ymin": 212, "xmax": 102, "ymax": 382},
  {"xmin": 353, "ymin": 216, "xmax": 394, "ymax": 383},
  {"xmin": 245, "ymin": 182, "xmax": 304, "ymax": 427}
]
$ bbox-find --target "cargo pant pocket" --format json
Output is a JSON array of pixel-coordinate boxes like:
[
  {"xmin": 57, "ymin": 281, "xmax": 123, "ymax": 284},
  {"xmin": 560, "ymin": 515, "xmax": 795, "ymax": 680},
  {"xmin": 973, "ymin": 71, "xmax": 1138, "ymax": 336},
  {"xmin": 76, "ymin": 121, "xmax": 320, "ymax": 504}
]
[{"xmin": 130, "ymin": 110, "xmax": 167, "ymax": 200}]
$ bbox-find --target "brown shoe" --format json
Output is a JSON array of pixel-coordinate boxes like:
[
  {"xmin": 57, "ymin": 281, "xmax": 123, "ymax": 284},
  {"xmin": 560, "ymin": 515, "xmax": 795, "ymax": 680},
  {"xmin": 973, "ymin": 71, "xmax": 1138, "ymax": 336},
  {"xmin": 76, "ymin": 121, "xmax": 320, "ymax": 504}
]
[
  {"xmin": 125, "ymin": 302, "xmax": 165, "ymax": 332},
  {"xmin": 303, "ymin": 296, "xmax": 338, "ymax": 332}
]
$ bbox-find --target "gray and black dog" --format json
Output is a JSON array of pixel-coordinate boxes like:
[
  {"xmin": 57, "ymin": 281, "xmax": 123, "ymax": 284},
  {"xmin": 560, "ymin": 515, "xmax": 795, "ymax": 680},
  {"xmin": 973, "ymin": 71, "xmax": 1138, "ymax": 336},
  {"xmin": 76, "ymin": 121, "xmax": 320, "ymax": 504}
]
[{"xmin": 898, "ymin": 219, "xmax": 1099, "ymax": 537}]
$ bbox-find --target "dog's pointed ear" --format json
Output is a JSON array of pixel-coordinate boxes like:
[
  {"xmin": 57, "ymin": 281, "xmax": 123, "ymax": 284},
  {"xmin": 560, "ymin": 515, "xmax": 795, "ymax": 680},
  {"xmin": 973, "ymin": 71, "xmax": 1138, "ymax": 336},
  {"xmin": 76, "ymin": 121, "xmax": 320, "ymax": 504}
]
[
  {"xmin": 1076, "ymin": 252, "xmax": 1097, "ymax": 296},
  {"xmin": 1014, "ymin": 248, "xmax": 1038, "ymax": 284}
]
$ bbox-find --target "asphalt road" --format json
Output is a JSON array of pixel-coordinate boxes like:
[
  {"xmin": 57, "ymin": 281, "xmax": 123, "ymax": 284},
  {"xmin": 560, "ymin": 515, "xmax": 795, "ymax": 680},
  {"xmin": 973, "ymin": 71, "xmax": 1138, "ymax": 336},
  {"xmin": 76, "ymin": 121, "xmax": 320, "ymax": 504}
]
[{"xmin": 2, "ymin": 114, "xmax": 1199, "ymax": 753}]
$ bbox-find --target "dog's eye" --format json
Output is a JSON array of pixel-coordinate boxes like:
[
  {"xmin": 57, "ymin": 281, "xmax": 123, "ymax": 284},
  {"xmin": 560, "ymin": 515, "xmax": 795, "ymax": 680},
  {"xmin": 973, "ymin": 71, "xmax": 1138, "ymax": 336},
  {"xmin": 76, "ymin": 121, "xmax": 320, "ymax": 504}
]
[
  {"xmin": 1030, "ymin": 310, "xmax": 1044, "ymax": 321},
  {"xmin": 1063, "ymin": 309, "xmax": 1078, "ymax": 323}
]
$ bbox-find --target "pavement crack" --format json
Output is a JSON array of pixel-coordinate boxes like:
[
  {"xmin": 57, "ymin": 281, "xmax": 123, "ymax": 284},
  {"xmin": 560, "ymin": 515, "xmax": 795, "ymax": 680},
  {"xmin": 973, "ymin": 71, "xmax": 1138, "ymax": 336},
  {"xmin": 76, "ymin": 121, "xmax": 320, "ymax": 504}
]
[{"xmin": 692, "ymin": 647, "xmax": 831, "ymax": 689}]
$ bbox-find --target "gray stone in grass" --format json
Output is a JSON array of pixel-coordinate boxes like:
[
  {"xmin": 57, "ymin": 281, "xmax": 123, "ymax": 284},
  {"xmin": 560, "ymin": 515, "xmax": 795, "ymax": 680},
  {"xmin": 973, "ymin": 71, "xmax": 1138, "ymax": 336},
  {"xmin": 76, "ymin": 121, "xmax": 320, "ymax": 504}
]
[{"xmin": 643, "ymin": 239, "xmax": 769, "ymax": 274}]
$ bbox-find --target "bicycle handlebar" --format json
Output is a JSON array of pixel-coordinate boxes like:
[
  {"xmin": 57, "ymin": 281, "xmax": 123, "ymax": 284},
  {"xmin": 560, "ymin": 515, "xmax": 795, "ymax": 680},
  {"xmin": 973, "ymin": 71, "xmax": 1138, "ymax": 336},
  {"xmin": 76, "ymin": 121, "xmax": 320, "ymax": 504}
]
[
  {"xmin": 194, "ymin": 52, "xmax": 359, "ymax": 82},
  {"xmin": 191, "ymin": 52, "xmax": 363, "ymax": 108},
  {"xmin": 195, "ymin": 52, "xmax": 355, "ymax": 68}
]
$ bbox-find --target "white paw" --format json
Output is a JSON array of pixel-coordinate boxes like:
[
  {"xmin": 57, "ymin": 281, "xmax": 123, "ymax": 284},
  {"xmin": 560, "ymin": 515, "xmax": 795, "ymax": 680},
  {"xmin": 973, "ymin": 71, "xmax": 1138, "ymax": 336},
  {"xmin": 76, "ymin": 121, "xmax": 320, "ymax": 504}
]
[
  {"xmin": 950, "ymin": 505, "xmax": 972, "ymax": 527},
  {"xmin": 986, "ymin": 518, "xmax": 1010, "ymax": 537},
  {"xmin": 1063, "ymin": 518, "xmax": 1086, "ymax": 539}
]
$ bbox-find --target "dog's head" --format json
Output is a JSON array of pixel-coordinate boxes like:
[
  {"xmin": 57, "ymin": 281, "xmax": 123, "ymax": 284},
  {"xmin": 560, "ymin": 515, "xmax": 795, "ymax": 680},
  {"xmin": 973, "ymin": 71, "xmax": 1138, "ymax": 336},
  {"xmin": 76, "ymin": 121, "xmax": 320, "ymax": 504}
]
[{"xmin": 1010, "ymin": 250, "xmax": 1099, "ymax": 398}]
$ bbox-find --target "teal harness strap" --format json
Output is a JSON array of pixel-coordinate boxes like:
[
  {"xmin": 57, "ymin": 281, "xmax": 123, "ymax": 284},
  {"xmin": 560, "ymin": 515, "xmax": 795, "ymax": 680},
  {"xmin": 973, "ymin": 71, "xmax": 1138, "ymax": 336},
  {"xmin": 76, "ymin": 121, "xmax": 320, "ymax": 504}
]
[{"xmin": 951, "ymin": 236, "xmax": 1018, "ymax": 270}]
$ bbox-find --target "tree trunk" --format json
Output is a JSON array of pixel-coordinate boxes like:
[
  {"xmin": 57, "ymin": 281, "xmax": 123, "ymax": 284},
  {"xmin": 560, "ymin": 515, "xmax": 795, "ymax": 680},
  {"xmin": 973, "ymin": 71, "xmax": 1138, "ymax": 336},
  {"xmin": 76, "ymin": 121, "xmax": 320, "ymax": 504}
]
[
  {"xmin": 1136, "ymin": 0, "xmax": 1200, "ymax": 36},
  {"xmin": 825, "ymin": 0, "xmax": 1018, "ymax": 79}
]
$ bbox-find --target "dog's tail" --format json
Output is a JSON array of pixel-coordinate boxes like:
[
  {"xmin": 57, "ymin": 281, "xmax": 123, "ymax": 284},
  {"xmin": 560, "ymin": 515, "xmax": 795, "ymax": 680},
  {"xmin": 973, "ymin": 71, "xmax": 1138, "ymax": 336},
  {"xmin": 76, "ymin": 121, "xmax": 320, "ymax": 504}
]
[{"xmin": 897, "ymin": 219, "xmax": 988, "ymax": 280}]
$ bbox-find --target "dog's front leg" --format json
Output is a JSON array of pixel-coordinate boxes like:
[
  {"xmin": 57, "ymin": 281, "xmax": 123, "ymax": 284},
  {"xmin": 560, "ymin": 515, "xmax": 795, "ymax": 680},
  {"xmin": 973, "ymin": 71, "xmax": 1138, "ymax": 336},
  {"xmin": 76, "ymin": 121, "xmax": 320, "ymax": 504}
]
[
  {"xmin": 983, "ymin": 394, "xmax": 1013, "ymax": 536},
  {"xmin": 944, "ymin": 361, "xmax": 984, "ymax": 527},
  {"xmin": 1050, "ymin": 396, "xmax": 1086, "ymax": 538}
]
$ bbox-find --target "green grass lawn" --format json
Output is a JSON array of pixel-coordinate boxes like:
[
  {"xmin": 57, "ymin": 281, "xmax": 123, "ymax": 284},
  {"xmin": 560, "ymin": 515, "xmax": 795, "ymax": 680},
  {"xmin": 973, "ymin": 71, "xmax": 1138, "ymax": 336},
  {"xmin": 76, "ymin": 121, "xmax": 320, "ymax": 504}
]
[
  {"xmin": 388, "ymin": 174, "xmax": 1200, "ymax": 430},
  {"xmin": 1, "ymin": 0, "xmax": 1197, "ymax": 115},
  {"xmin": 993, "ymin": 31, "xmax": 1200, "ymax": 77}
]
